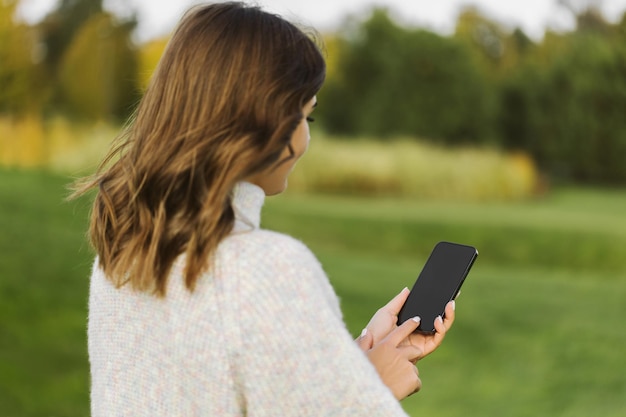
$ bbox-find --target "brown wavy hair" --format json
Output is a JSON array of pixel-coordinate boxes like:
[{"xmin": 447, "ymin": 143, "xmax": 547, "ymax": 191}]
[{"xmin": 71, "ymin": 2, "xmax": 326, "ymax": 296}]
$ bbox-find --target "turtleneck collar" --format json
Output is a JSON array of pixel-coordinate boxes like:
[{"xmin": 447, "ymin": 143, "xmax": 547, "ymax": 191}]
[{"xmin": 231, "ymin": 182, "xmax": 266, "ymax": 233}]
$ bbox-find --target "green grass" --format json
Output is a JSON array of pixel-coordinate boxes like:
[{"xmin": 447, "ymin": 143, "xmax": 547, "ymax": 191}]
[
  {"xmin": 0, "ymin": 169, "xmax": 93, "ymax": 416},
  {"xmin": 1, "ymin": 168, "xmax": 625, "ymax": 416},
  {"xmin": 263, "ymin": 188, "xmax": 626, "ymax": 275}
]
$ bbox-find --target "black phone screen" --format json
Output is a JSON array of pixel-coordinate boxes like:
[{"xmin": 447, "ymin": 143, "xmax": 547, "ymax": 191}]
[{"xmin": 397, "ymin": 241, "xmax": 478, "ymax": 334}]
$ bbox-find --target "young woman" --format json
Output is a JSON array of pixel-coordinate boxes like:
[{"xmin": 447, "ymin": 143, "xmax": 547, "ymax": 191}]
[{"xmin": 73, "ymin": 2, "xmax": 456, "ymax": 415}]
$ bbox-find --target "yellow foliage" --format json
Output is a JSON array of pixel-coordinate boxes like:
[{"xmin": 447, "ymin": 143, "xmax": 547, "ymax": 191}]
[
  {"xmin": 0, "ymin": 116, "xmax": 540, "ymax": 201},
  {"xmin": 138, "ymin": 37, "xmax": 170, "ymax": 91},
  {"xmin": 0, "ymin": 116, "xmax": 45, "ymax": 167},
  {"xmin": 0, "ymin": 1, "xmax": 43, "ymax": 112},
  {"xmin": 45, "ymin": 118, "xmax": 116, "ymax": 173},
  {"xmin": 58, "ymin": 12, "xmax": 137, "ymax": 120},
  {"xmin": 288, "ymin": 135, "xmax": 540, "ymax": 201},
  {"xmin": 321, "ymin": 34, "xmax": 341, "ymax": 81},
  {"xmin": 0, "ymin": 116, "xmax": 116, "ymax": 173}
]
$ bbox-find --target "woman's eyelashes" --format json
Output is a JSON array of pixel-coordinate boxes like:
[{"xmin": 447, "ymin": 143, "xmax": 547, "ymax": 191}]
[{"xmin": 306, "ymin": 116, "xmax": 315, "ymax": 123}]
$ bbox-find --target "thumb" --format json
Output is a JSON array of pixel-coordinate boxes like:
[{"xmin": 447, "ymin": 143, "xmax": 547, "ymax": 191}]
[{"xmin": 356, "ymin": 328, "xmax": 373, "ymax": 351}]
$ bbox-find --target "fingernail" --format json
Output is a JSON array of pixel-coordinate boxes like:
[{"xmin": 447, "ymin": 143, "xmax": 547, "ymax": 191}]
[
  {"xmin": 412, "ymin": 316, "xmax": 421, "ymax": 323},
  {"xmin": 451, "ymin": 300, "xmax": 456, "ymax": 311},
  {"xmin": 360, "ymin": 328, "xmax": 367, "ymax": 337},
  {"xmin": 437, "ymin": 315, "xmax": 443, "ymax": 323}
]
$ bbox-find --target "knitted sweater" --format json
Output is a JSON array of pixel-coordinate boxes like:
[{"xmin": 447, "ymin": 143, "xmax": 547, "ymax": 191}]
[{"xmin": 88, "ymin": 181, "xmax": 409, "ymax": 416}]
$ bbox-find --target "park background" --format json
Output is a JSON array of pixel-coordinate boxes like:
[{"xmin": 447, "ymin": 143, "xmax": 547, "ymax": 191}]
[{"xmin": 1, "ymin": 0, "xmax": 625, "ymax": 415}]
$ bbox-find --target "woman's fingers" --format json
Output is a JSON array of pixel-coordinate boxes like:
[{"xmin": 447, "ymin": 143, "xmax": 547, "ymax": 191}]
[
  {"xmin": 398, "ymin": 344, "xmax": 423, "ymax": 363},
  {"xmin": 363, "ymin": 287, "xmax": 411, "ymax": 346},
  {"xmin": 411, "ymin": 366, "xmax": 422, "ymax": 394},
  {"xmin": 382, "ymin": 287, "xmax": 410, "ymax": 316},
  {"xmin": 443, "ymin": 300, "xmax": 455, "ymax": 329},
  {"xmin": 355, "ymin": 327, "xmax": 373, "ymax": 352},
  {"xmin": 435, "ymin": 300, "xmax": 455, "ymax": 335},
  {"xmin": 387, "ymin": 315, "xmax": 421, "ymax": 346},
  {"xmin": 367, "ymin": 315, "xmax": 425, "ymax": 400},
  {"xmin": 429, "ymin": 301, "xmax": 455, "ymax": 347}
]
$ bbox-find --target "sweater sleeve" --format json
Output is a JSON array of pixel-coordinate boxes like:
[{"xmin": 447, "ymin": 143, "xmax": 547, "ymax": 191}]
[{"xmin": 220, "ymin": 231, "xmax": 409, "ymax": 417}]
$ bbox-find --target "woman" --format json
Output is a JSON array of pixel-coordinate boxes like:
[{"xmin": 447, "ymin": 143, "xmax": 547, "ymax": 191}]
[{"xmin": 73, "ymin": 2, "xmax": 455, "ymax": 415}]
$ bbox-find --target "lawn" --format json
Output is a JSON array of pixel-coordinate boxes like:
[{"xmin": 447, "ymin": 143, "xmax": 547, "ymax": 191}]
[{"xmin": 1, "ymin": 168, "xmax": 625, "ymax": 416}]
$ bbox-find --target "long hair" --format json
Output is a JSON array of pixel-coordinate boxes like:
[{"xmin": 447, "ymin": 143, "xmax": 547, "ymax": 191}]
[{"xmin": 71, "ymin": 2, "xmax": 326, "ymax": 296}]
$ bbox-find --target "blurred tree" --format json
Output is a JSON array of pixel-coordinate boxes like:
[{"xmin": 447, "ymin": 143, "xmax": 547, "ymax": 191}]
[
  {"xmin": 321, "ymin": 33, "xmax": 341, "ymax": 82},
  {"xmin": 138, "ymin": 37, "xmax": 168, "ymax": 91},
  {"xmin": 498, "ymin": 25, "xmax": 626, "ymax": 183},
  {"xmin": 454, "ymin": 7, "xmax": 507, "ymax": 76},
  {"xmin": 37, "ymin": 0, "xmax": 140, "ymax": 119},
  {"xmin": 38, "ymin": 0, "xmax": 104, "ymax": 71},
  {"xmin": 0, "ymin": 0, "xmax": 46, "ymax": 113},
  {"xmin": 57, "ymin": 12, "xmax": 139, "ymax": 120},
  {"xmin": 318, "ymin": 8, "xmax": 491, "ymax": 144},
  {"xmin": 557, "ymin": 0, "xmax": 604, "ymax": 17},
  {"xmin": 510, "ymin": 27, "xmax": 533, "ymax": 54},
  {"xmin": 576, "ymin": 8, "xmax": 612, "ymax": 33},
  {"xmin": 619, "ymin": 10, "xmax": 626, "ymax": 34}
]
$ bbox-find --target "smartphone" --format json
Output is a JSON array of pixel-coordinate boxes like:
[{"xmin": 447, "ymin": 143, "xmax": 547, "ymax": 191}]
[{"xmin": 397, "ymin": 241, "xmax": 478, "ymax": 334}]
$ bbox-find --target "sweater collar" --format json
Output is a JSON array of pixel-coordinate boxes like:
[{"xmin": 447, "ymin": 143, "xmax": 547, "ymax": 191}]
[{"xmin": 232, "ymin": 181, "xmax": 266, "ymax": 233}]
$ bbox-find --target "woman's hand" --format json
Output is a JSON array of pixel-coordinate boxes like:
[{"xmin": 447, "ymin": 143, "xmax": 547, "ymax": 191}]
[
  {"xmin": 362, "ymin": 287, "xmax": 411, "ymax": 346},
  {"xmin": 356, "ymin": 288, "xmax": 456, "ymax": 361},
  {"xmin": 364, "ymin": 316, "xmax": 424, "ymax": 400},
  {"xmin": 402, "ymin": 300, "xmax": 455, "ymax": 362}
]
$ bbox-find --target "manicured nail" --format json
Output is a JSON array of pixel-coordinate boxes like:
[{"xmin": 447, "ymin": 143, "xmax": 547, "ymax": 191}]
[
  {"xmin": 436, "ymin": 315, "xmax": 443, "ymax": 323},
  {"xmin": 360, "ymin": 328, "xmax": 367, "ymax": 337},
  {"xmin": 450, "ymin": 300, "xmax": 456, "ymax": 311},
  {"xmin": 412, "ymin": 316, "xmax": 421, "ymax": 323}
]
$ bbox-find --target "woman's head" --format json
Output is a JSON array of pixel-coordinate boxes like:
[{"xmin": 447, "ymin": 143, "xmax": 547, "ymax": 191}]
[
  {"xmin": 138, "ymin": 1, "xmax": 325, "ymax": 187},
  {"xmin": 79, "ymin": 2, "xmax": 326, "ymax": 295}
]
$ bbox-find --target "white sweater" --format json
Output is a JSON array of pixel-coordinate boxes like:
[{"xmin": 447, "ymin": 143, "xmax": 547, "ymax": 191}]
[{"xmin": 88, "ymin": 181, "xmax": 409, "ymax": 416}]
